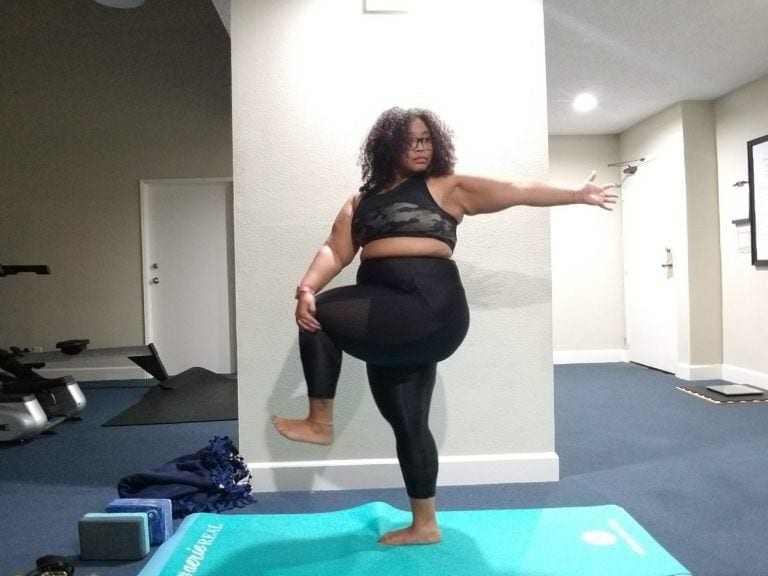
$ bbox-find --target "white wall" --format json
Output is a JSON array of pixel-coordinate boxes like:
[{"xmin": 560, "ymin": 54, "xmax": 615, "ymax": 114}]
[
  {"xmin": 231, "ymin": 0, "xmax": 558, "ymax": 492},
  {"xmin": 716, "ymin": 75, "xmax": 768, "ymax": 387},
  {"xmin": 548, "ymin": 136, "xmax": 625, "ymax": 362}
]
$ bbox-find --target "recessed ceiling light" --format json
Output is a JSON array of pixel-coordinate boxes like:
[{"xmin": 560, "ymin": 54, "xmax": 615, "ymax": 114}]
[
  {"xmin": 573, "ymin": 92, "xmax": 597, "ymax": 113},
  {"xmin": 364, "ymin": 0, "xmax": 410, "ymax": 12},
  {"xmin": 93, "ymin": 0, "xmax": 145, "ymax": 8}
]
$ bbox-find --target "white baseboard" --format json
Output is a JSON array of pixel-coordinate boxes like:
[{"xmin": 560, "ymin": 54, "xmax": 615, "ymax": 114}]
[
  {"xmin": 36, "ymin": 366, "xmax": 149, "ymax": 382},
  {"xmin": 553, "ymin": 354, "xmax": 768, "ymax": 391},
  {"xmin": 721, "ymin": 364, "xmax": 768, "ymax": 391},
  {"xmin": 553, "ymin": 349, "xmax": 627, "ymax": 364},
  {"xmin": 674, "ymin": 363, "xmax": 768, "ymax": 388},
  {"xmin": 675, "ymin": 363, "xmax": 722, "ymax": 381},
  {"xmin": 248, "ymin": 452, "xmax": 560, "ymax": 493}
]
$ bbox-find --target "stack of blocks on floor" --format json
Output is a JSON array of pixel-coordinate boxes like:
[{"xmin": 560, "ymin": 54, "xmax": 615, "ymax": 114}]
[{"xmin": 78, "ymin": 498, "xmax": 173, "ymax": 561}]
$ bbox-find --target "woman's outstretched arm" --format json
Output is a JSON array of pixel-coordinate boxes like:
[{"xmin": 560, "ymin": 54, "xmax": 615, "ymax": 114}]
[{"xmin": 443, "ymin": 171, "xmax": 618, "ymax": 216}]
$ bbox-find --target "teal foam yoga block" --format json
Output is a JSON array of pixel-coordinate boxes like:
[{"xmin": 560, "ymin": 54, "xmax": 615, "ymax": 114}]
[{"xmin": 79, "ymin": 512, "xmax": 150, "ymax": 560}]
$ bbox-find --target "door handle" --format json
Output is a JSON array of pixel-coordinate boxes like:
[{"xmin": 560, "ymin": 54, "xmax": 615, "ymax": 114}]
[{"xmin": 662, "ymin": 248, "xmax": 673, "ymax": 277}]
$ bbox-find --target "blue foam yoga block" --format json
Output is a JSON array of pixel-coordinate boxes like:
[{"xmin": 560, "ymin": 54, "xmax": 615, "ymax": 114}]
[{"xmin": 106, "ymin": 498, "xmax": 173, "ymax": 544}]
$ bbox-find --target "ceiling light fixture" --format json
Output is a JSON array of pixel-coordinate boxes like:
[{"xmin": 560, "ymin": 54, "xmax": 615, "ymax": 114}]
[
  {"xmin": 93, "ymin": 0, "xmax": 145, "ymax": 8},
  {"xmin": 608, "ymin": 157, "xmax": 647, "ymax": 175},
  {"xmin": 363, "ymin": 0, "xmax": 410, "ymax": 13},
  {"xmin": 573, "ymin": 92, "xmax": 597, "ymax": 113}
]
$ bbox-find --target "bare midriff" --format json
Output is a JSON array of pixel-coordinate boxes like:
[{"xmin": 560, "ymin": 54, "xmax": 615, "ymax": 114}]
[{"xmin": 360, "ymin": 236, "xmax": 453, "ymax": 261}]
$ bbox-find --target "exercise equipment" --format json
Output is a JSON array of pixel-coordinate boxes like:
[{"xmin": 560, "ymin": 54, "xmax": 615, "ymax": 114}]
[
  {"xmin": 1, "ymin": 341, "xmax": 168, "ymax": 442},
  {"xmin": 78, "ymin": 512, "xmax": 151, "ymax": 561},
  {"xmin": 21, "ymin": 555, "xmax": 75, "ymax": 576},
  {"xmin": 1, "ymin": 348, "xmax": 87, "ymax": 419},
  {"xmin": 0, "ymin": 263, "xmax": 168, "ymax": 441},
  {"xmin": 0, "ymin": 264, "xmax": 86, "ymax": 441},
  {"xmin": 0, "ymin": 264, "xmax": 50, "ymax": 277},
  {"xmin": 138, "ymin": 502, "xmax": 691, "ymax": 576},
  {"xmin": 14, "ymin": 340, "xmax": 168, "ymax": 383},
  {"xmin": 0, "ymin": 353, "xmax": 85, "ymax": 441},
  {"xmin": 105, "ymin": 498, "xmax": 174, "ymax": 545},
  {"xmin": 0, "ymin": 394, "xmax": 51, "ymax": 442}
]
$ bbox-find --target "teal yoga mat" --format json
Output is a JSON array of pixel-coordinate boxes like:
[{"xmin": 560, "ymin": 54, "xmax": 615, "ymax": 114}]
[{"xmin": 140, "ymin": 502, "xmax": 690, "ymax": 576}]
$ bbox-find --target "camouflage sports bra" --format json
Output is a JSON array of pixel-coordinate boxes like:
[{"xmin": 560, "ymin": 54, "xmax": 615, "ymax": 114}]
[{"xmin": 351, "ymin": 176, "xmax": 458, "ymax": 250}]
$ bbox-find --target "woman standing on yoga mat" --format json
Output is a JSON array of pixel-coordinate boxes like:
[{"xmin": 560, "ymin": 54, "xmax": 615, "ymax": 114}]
[{"xmin": 272, "ymin": 107, "xmax": 617, "ymax": 546}]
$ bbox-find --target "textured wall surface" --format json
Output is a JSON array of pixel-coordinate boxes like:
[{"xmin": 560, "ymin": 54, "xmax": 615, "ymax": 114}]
[
  {"xmin": 0, "ymin": 0, "xmax": 232, "ymax": 360},
  {"xmin": 232, "ymin": 0, "xmax": 554, "ymax": 481}
]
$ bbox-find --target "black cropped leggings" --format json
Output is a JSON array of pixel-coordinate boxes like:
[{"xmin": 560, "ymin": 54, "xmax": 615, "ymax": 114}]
[{"xmin": 299, "ymin": 257, "xmax": 470, "ymax": 499}]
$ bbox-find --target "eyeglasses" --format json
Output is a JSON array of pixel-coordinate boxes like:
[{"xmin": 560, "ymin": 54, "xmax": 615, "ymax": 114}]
[{"xmin": 407, "ymin": 136, "xmax": 433, "ymax": 151}]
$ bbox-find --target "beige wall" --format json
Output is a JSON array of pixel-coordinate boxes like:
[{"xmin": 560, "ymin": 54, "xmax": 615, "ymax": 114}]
[
  {"xmin": 618, "ymin": 102, "xmax": 723, "ymax": 377},
  {"xmin": 681, "ymin": 102, "xmax": 722, "ymax": 367},
  {"xmin": 0, "ymin": 1, "xmax": 232, "ymax": 367},
  {"xmin": 716, "ymin": 75, "xmax": 768, "ymax": 386},
  {"xmin": 551, "ymin": 82, "xmax": 768, "ymax": 387},
  {"xmin": 232, "ymin": 0, "xmax": 558, "ymax": 491},
  {"xmin": 548, "ymin": 136, "xmax": 625, "ymax": 360}
]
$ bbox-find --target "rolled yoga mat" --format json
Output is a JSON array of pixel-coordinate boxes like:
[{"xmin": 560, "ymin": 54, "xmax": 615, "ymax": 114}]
[{"xmin": 139, "ymin": 502, "xmax": 690, "ymax": 576}]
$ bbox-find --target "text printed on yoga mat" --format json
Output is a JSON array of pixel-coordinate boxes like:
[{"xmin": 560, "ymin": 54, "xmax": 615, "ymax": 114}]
[{"xmin": 177, "ymin": 523, "xmax": 223, "ymax": 576}]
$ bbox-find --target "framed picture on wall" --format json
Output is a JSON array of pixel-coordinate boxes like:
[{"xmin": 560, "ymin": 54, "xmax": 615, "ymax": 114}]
[{"xmin": 748, "ymin": 134, "xmax": 768, "ymax": 266}]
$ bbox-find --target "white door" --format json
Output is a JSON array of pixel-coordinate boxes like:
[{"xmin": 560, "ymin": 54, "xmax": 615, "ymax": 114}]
[
  {"xmin": 622, "ymin": 156, "xmax": 678, "ymax": 374},
  {"xmin": 140, "ymin": 179, "xmax": 235, "ymax": 376}
]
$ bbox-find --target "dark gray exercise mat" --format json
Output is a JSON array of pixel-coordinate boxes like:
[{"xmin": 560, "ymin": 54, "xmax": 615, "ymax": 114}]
[
  {"xmin": 677, "ymin": 385, "xmax": 768, "ymax": 404},
  {"xmin": 103, "ymin": 367, "xmax": 237, "ymax": 426}
]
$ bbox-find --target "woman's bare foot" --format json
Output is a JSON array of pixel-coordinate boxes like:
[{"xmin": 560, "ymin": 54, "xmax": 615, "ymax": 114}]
[
  {"xmin": 271, "ymin": 416, "xmax": 333, "ymax": 445},
  {"xmin": 378, "ymin": 497, "xmax": 441, "ymax": 545},
  {"xmin": 272, "ymin": 397, "xmax": 334, "ymax": 445},
  {"xmin": 378, "ymin": 525, "xmax": 442, "ymax": 546}
]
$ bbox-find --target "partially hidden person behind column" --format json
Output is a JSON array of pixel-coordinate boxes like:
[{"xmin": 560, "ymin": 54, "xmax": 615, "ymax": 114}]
[{"xmin": 272, "ymin": 106, "xmax": 618, "ymax": 546}]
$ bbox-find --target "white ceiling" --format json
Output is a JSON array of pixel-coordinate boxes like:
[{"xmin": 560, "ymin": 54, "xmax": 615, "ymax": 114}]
[
  {"xmin": 545, "ymin": 0, "xmax": 768, "ymax": 135},
  {"xmin": 206, "ymin": 1, "xmax": 768, "ymax": 136}
]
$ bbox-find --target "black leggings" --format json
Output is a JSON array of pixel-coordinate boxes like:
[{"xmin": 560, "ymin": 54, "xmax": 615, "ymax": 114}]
[{"xmin": 299, "ymin": 257, "xmax": 470, "ymax": 499}]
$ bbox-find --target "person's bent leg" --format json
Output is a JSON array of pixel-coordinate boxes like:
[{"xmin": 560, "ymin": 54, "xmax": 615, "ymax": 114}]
[
  {"xmin": 271, "ymin": 396, "xmax": 335, "ymax": 445},
  {"xmin": 272, "ymin": 329, "xmax": 342, "ymax": 445},
  {"xmin": 274, "ymin": 260, "xmax": 466, "ymax": 447},
  {"xmin": 368, "ymin": 363, "xmax": 442, "ymax": 545}
]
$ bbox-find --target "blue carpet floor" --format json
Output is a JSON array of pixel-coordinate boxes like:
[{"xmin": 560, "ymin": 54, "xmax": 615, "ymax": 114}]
[{"xmin": 2, "ymin": 363, "xmax": 767, "ymax": 576}]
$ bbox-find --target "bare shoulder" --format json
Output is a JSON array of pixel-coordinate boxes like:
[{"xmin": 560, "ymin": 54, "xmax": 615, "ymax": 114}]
[
  {"xmin": 426, "ymin": 174, "xmax": 460, "ymax": 196},
  {"xmin": 427, "ymin": 175, "xmax": 464, "ymax": 220},
  {"xmin": 339, "ymin": 191, "xmax": 362, "ymax": 216}
]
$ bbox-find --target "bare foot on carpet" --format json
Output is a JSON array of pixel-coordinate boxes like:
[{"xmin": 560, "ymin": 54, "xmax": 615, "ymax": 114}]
[
  {"xmin": 378, "ymin": 525, "xmax": 443, "ymax": 546},
  {"xmin": 271, "ymin": 416, "xmax": 334, "ymax": 445}
]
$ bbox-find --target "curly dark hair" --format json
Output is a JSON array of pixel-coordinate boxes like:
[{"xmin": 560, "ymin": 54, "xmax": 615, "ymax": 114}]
[{"xmin": 358, "ymin": 107, "xmax": 456, "ymax": 195}]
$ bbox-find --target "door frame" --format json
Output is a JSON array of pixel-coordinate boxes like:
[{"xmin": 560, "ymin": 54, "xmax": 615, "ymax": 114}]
[{"xmin": 139, "ymin": 177, "xmax": 235, "ymax": 372}]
